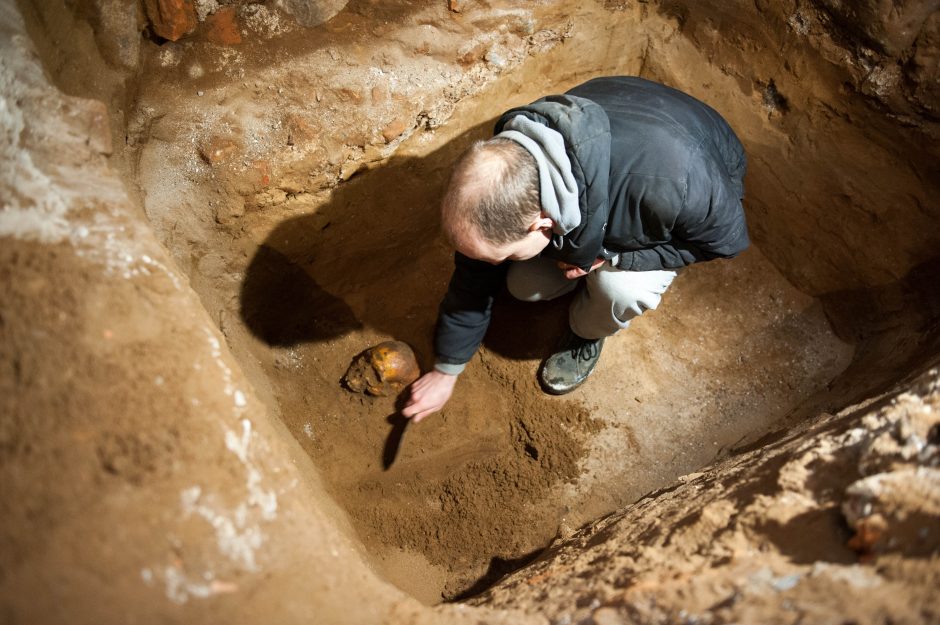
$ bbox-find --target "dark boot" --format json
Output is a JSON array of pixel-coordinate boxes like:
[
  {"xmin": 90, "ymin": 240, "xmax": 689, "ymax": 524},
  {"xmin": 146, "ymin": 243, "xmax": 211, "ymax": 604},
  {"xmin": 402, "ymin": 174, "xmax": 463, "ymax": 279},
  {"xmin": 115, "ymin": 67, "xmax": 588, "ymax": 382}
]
[{"xmin": 538, "ymin": 329, "xmax": 605, "ymax": 395}]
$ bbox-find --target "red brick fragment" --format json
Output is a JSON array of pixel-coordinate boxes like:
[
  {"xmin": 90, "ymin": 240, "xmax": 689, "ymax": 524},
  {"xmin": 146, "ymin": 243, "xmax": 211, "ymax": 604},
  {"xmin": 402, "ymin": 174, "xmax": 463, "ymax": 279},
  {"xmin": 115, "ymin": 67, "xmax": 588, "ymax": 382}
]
[
  {"xmin": 144, "ymin": 0, "xmax": 197, "ymax": 41},
  {"xmin": 205, "ymin": 6, "xmax": 242, "ymax": 45},
  {"xmin": 252, "ymin": 160, "xmax": 272, "ymax": 186},
  {"xmin": 381, "ymin": 119, "xmax": 408, "ymax": 144}
]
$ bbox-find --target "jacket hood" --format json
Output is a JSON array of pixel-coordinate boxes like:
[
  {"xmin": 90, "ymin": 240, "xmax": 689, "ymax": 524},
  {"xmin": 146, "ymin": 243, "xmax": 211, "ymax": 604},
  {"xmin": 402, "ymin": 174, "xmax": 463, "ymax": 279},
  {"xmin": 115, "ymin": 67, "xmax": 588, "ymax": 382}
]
[
  {"xmin": 495, "ymin": 94, "xmax": 612, "ymax": 271},
  {"xmin": 496, "ymin": 115, "xmax": 581, "ymax": 235}
]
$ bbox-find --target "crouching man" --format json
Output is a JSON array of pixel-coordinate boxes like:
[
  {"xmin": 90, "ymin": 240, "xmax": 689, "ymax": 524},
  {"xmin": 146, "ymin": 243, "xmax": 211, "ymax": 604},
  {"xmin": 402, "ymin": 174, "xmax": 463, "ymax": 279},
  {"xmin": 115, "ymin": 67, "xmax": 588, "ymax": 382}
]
[{"xmin": 403, "ymin": 76, "xmax": 749, "ymax": 422}]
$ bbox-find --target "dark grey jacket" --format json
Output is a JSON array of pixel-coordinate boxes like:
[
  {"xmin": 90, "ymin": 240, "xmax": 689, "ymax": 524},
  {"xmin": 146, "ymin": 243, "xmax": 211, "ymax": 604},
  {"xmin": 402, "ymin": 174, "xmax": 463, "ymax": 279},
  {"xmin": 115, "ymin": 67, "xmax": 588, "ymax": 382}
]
[{"xmin": 435, "ymin": 76, "xmax": 749, "ymax": 368}]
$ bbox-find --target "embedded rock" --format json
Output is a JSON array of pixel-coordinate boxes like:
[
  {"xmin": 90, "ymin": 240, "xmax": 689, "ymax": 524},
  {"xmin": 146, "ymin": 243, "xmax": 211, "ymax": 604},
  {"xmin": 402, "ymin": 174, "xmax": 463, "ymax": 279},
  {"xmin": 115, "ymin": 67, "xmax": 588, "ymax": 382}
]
[
  {"xmin": 144, "ymin": 0, "xmax": 197, "ymax": 41},
  {"xmin": 89, "ymin": 0, "xmax": 141, "ymax": 70},
  {"xmin": 811, "ymin": 0, "xmax": 937, "ymax": 55},
  {"xmin": 844, "ymin": 467, "xmax": 940, "ymax": 557},
  {"xmin": 279, "ymin": 0, "xmax": 348, "ymax": 28},
  {"xmin": 199, "ymin": 136, "xmax": 240, "ymax": 165}
]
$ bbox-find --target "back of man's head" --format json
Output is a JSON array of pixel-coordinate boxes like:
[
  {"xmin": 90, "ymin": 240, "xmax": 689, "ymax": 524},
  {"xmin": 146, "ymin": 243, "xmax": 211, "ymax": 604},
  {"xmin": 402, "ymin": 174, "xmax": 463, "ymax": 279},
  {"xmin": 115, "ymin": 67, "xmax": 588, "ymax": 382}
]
[{"xmin": 441, "ymin": 137, "xmax": 540, "ymax": 247}]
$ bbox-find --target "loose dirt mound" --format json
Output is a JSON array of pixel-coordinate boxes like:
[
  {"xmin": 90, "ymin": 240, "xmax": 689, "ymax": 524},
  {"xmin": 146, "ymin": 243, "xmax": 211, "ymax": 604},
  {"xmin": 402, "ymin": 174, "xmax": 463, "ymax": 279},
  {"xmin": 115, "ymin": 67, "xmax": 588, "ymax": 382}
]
[{"xmin": 348, "ymin": 388, "xmax": 600, "ymax": 599}]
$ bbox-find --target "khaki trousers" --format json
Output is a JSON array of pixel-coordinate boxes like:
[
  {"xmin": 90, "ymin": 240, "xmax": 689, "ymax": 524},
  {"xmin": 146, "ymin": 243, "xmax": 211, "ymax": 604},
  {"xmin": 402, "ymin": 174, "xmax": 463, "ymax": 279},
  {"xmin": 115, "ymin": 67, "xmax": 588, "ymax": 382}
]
[{"xmin": 506, "ymin": 256, "xmax": 677, "ymax": 340}]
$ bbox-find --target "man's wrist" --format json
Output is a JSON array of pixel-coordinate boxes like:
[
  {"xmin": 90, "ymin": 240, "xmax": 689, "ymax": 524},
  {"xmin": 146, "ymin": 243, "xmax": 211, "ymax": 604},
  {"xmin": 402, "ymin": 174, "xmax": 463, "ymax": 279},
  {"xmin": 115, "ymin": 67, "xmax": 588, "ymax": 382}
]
[{"xmin": 433, "ymin": 361, "xmax": 466, "ymax": 376}]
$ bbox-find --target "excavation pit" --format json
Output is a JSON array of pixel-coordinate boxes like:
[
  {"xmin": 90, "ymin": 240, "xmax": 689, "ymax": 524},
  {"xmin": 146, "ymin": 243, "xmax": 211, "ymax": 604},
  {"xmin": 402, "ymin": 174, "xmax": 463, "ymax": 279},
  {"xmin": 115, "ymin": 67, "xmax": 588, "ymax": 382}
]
[
  {"xmin": 5, "ymin": 0, "xmax": 940, "ymax": 622},
  {"xmin": 233, "ymin": 150, "xmax": 857, "ymax": 603}
]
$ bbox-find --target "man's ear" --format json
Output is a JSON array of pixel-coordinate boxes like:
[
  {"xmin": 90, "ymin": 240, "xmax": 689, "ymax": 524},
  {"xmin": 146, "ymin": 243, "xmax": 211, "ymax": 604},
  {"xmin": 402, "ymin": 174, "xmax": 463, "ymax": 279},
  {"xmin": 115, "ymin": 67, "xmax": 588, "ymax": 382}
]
[{"xmin": 529, "ymin": 213, "xmax": 554, "ymax": 232}]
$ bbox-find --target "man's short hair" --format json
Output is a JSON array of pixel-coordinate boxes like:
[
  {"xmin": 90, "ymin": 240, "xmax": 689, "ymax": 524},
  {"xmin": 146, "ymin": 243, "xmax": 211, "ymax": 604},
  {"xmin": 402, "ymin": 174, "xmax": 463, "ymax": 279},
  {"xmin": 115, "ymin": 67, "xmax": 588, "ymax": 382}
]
[{"xmin": 442, "ymin": 137, "xmax": 540, "ymax": 245}]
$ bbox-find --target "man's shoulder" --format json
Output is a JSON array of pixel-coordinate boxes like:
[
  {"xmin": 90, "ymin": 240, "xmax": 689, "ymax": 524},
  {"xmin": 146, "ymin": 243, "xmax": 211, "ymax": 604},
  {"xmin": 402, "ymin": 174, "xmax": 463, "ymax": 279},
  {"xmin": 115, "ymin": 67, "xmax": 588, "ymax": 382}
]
[{"xmin": 495, "ymin": 94, "xmax": 610, "ymax": 146}]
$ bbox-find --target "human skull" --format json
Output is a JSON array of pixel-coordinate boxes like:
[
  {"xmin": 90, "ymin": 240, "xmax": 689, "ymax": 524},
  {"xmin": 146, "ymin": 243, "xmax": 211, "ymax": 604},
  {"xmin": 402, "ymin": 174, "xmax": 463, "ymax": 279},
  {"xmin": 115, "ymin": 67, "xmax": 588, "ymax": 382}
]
[{"xmin": 343, "ymin": 340, "xmax": 421, "ymax": 396}]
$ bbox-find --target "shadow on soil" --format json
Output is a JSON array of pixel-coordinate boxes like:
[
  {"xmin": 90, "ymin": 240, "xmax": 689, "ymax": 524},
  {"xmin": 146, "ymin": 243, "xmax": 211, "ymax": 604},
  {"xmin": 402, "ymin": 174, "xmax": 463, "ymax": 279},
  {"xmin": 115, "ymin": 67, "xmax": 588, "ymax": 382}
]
[
  {"xmin": 240, "ymin": 244, "xmax": 362, "ymax": 345},
  {"xmin": 447, "ymin": 548, "xmax": 545, "ymax": 602},
  {"xmin": 239, "ymin": 119, "xmax": 572, "ymax": 365}
]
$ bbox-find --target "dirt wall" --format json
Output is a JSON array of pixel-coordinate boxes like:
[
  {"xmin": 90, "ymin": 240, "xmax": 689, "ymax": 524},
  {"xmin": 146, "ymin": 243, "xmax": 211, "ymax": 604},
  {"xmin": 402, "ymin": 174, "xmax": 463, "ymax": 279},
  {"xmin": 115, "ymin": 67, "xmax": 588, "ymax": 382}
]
[
  {"xmin": 476, "ymin": 366, "xmax": 940, "ymax": 625},
  {"xmin": 0, "ymin": 2, "xmax": 533, "ymax": 623}
]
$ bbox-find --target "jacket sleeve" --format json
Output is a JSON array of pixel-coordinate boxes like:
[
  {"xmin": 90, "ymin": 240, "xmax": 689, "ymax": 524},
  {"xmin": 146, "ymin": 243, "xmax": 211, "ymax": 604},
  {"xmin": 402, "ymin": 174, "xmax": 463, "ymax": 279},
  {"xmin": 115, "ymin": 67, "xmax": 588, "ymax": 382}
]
[
  {"xmin": 617, "ymin": 144, "xmax": 749, "ymax": 272},
  {"xmin": 433, "ymin": 252, "xmax": 508, "ymax": 373},
  {"xmin": 615, "ymin": 240, "xmax": 710, "ymax": 271}
]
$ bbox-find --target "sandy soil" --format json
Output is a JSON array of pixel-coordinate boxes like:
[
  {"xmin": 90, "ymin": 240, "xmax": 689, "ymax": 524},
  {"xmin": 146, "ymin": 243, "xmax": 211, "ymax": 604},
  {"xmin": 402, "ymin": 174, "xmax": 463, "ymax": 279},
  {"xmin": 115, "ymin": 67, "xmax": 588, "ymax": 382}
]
[
  {"xmin": 3, "ymin": 0, "xmax": 939, "ymax": 622},
  {"xmin": 246, "ymin": 241, "xmax": 853, "ymax": 602},
  {"xmin": 114, "ymin": 0, "xmax": 866, "ymax": 601},
  {"xmin": 113, "ymin": 0, "xmax": 935, "ymax": 604},
  {"xmin": 474, "ymin": 366, "xmax": 940, "ymax": 625}
]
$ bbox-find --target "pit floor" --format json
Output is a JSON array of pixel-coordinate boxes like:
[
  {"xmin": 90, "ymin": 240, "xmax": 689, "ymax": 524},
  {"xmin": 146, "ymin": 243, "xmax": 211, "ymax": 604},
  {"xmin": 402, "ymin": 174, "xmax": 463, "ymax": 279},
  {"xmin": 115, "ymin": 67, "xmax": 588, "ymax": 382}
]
[{"xmin": 242, "ymin": 244, "xmax": 853, "ymax": 603}]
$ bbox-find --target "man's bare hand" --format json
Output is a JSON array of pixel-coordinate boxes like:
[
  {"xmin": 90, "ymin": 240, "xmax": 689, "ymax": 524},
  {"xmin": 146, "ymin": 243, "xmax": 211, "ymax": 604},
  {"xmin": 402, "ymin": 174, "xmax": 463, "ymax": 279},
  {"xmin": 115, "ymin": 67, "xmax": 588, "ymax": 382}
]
[
  {"xmin": 558, "ymin": 257, "xmax": 606, "ymax": 280},
  {"xmin": 402, "ymin": 370, "xmax": 458, "ymax": 422}
]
